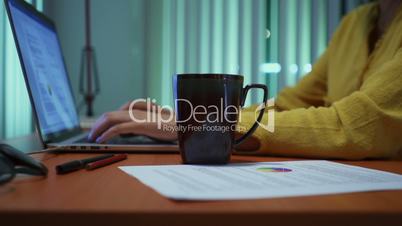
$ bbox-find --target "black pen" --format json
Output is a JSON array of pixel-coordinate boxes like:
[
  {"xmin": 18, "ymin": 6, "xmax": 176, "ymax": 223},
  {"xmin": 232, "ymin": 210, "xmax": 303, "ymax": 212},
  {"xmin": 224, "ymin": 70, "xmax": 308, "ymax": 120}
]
[{"xmin": 56, "ymin": 154, "xmax": 114, "ymax": 174}]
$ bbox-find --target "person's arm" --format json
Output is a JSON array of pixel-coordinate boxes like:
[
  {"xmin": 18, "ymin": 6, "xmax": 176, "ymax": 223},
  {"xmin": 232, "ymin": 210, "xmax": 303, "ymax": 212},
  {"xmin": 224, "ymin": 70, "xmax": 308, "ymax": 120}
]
[{"xmin": 237, "ymin": 48, "xmax": 402, "ymax": 160}]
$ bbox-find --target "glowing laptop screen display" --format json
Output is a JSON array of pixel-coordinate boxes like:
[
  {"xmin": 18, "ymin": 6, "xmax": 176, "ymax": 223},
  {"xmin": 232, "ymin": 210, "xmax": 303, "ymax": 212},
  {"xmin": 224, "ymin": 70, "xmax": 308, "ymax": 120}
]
[{"xmin": 8, "ymin": 0, "xmax": 79, "ymax": 136}]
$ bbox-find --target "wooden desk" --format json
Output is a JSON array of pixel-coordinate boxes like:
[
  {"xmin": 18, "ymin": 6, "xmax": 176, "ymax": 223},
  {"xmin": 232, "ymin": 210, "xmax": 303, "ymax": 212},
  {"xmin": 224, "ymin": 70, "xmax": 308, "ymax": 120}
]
[{"xmin": 1, "ymin": 136, "xmax": 402, "ymax": 226}]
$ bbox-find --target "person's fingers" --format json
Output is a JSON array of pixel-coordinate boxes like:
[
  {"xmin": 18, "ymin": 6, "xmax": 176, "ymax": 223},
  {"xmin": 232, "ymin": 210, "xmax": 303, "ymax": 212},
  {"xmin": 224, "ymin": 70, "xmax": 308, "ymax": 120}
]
[
  {"xmin": 96, "ymin": 120, "xmax": 178, "ymax": 143},
  {"xmin": 119, "ymin": 99, "xmax": 173, "ymax": 115},
  {"xmin": 88, "ymin": 111, "xmax": 131, "ymax": 141},
  {"xmin": 119, "ymin": 99, "xmax": 157, "ymax": 111},
  {"xmin": 138, "ymin": 122, "xmax": 177, "ymax": 141},
  {"xmin": 88, "ymin": 114, "xmax": 110, "ymax": 141},
  {"xmin": 95, "ymin": 122, "xmax": 138, "ymax": 143}
]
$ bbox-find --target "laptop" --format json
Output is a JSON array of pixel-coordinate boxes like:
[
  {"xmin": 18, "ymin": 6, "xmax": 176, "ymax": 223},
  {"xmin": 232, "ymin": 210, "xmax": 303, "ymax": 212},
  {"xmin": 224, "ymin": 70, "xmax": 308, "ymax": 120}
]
[{"xmin": 5, "ymin": 0, "xmax": 178, "ymax": 152}]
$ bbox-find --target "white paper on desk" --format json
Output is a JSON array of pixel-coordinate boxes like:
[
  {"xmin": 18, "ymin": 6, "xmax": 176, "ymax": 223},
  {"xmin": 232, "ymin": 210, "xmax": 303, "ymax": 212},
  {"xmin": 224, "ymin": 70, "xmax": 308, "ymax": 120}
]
[{"xmin": 119, "ymin": 160, "xmax": 402, "ymax": 200}]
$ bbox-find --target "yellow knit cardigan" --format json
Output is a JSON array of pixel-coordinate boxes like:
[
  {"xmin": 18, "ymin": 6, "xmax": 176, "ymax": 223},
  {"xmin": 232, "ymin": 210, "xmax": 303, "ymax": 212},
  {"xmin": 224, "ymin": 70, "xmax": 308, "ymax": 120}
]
[{"xmin": 238, "ymin": 3, "xmax": 402, "ymax": 160}]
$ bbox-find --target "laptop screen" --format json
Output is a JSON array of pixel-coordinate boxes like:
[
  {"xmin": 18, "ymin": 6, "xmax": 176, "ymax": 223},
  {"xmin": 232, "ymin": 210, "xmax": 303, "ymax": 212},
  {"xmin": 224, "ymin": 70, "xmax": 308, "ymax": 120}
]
[{"xmin": 7, "ymin": 0, "xmax": 79, "ymax": 138}]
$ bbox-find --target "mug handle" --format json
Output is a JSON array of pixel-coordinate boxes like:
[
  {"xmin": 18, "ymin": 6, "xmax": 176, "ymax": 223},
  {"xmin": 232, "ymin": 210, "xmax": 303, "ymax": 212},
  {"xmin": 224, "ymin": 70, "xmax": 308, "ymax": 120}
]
[{"xmin": 234, "ymin": 84, "xmax": 268, "ymax": 145}]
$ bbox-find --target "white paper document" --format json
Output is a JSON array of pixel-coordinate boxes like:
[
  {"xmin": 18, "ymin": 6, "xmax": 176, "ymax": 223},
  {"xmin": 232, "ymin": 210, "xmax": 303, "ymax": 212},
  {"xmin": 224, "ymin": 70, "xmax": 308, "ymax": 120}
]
[{"xmin": 119, "ymin": 160, "xmax": 402, "ymax": 200}]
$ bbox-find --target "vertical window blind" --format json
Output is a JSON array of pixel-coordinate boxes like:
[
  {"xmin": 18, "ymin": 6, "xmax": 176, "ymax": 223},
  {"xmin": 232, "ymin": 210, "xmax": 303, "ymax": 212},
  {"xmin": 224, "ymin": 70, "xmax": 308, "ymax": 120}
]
[{"xmin": 144, "ymin": 0, "xmax": 266, "ymax": 106}]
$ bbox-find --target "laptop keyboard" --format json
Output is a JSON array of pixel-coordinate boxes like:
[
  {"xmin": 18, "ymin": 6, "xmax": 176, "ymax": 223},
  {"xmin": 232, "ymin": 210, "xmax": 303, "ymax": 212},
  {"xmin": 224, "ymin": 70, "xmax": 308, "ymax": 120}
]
[
  {"xmin": 73, "ymin": 135, "xmax": 175, "ymax": 145},
  {"xmin": 74, "ymin": 137, "xmax": 95, "ymax": 144}
]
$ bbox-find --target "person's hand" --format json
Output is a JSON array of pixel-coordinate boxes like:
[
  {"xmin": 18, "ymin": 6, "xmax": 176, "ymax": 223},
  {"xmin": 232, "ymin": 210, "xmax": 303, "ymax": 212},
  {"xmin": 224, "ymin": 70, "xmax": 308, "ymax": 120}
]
[
  {"xmin": 88, "ymin": 100, "xmax": 177, "ymax": 143},
  {"xmin": 119, "ymin": 99, "xmax": 171, "ymax": 114}
]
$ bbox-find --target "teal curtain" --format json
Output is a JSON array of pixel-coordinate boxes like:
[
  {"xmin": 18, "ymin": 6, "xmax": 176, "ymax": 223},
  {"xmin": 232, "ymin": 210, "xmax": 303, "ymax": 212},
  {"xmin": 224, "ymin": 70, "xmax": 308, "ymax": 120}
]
[
  {"xmin": 0, "ymin": 0, "xmax": 43, "ymax": 139},
  {"xmin": 144, "ymin": 0, "xmax": 266, "ymax": 107},
  {"xmin": 143, "ymin": 0, "xmax": 369, "ymax": 105}
]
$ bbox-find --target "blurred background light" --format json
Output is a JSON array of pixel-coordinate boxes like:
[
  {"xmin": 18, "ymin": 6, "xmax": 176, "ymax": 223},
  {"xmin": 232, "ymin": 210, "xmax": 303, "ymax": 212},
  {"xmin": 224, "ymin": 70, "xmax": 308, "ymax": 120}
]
[
  {"xmin": 303, "ymin": 63, "xmax": 312, "ymax": 73},
  {"xmin": 289, "ymin": 64, "xmax": 298, "ymax": 74},
  {"xmin": 260, "ymin": 63, "xmax": 281, "ymax": 74}
]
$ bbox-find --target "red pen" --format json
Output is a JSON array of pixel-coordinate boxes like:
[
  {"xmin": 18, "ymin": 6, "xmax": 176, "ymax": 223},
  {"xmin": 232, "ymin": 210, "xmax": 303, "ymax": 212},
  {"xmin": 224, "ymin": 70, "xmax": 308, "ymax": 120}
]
[{"xmin": 85, "ymin": 154, "xmax": 127, "ymax": 170}]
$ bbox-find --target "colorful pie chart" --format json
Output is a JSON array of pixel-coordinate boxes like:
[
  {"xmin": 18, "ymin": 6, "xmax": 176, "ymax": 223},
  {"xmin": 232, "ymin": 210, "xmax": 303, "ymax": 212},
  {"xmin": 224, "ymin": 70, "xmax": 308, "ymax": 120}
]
[{"xmin": 256, "ymin": 167, "xmax": 292, "ymax": 172}]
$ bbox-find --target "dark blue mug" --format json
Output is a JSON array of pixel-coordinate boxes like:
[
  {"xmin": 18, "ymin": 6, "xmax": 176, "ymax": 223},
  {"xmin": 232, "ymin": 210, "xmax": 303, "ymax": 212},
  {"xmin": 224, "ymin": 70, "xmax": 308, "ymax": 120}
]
[{"xmin": 173, "ymin": 74, "xmax": 267, "ymax": 164}]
